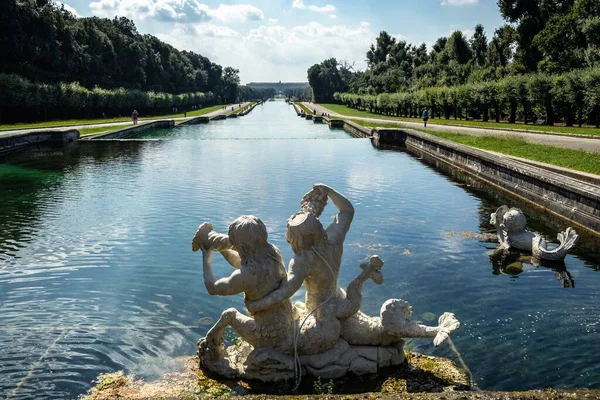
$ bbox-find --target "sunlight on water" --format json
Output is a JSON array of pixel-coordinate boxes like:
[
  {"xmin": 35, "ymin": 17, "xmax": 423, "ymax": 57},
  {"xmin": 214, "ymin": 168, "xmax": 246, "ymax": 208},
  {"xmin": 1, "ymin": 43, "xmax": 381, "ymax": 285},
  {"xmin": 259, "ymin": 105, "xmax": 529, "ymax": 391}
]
[{"xmin": 1, "ymin": 101, "xmax": 599, "ymax": 399}]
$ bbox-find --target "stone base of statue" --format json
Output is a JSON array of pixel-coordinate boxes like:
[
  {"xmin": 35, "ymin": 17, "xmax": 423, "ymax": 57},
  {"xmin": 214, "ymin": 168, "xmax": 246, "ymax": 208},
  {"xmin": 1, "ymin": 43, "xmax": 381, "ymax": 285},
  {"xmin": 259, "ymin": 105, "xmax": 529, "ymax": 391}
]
[{"xmin": 198, "ymin": 337, "xmax": 406, "ymax": 382}]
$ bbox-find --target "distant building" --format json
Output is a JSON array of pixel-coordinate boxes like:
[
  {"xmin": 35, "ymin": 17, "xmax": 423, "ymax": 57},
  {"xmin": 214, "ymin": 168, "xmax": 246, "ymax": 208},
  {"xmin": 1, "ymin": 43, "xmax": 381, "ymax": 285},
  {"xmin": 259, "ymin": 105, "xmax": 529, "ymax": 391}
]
[{"xmin": 246, "ymin": 82, "xmax": 309, "ymax": 92}]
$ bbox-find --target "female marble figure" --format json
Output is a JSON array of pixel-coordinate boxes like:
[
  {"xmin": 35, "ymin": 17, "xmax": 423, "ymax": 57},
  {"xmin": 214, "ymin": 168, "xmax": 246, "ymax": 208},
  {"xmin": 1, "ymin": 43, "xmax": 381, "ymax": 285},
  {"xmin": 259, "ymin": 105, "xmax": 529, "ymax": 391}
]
[
  {"xmin": 246, "ymin": 184, "xmax": 354, "ymax": 354},
  {"xmin": 192, "ymin": 216, "xmax": 294, "ymax": 356}
]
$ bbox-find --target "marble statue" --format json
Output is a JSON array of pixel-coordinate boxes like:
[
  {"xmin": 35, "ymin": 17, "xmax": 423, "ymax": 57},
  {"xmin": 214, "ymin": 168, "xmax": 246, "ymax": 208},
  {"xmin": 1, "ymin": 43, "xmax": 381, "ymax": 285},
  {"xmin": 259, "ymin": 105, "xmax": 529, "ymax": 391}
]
[
  {"xmin": 490, "ymin": 205, "xmax": 579, "ymax": 261},
  {"xmin": 192, "ymin": 184, "xmax": 460, "ymax": 382}
]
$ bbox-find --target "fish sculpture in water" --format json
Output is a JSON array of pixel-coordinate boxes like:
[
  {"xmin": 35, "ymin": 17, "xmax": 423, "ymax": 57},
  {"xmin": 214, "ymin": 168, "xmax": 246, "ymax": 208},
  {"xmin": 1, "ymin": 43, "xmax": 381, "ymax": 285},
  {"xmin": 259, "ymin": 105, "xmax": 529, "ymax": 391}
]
[{"xmin": 490, "ymin": 205, "xmax": 579, "ymax": 261}]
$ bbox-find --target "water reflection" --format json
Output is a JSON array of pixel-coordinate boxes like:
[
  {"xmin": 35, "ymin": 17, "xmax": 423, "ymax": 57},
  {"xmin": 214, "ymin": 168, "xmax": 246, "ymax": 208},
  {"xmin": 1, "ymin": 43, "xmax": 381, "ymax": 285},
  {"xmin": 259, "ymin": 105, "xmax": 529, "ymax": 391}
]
[
  {"xmin": 489, "ymin": 249, "xmax": 575, "ymax": 288},
  {"xmin": 1, "ymin": 102, "xmax": 600, "ymax": 399}
]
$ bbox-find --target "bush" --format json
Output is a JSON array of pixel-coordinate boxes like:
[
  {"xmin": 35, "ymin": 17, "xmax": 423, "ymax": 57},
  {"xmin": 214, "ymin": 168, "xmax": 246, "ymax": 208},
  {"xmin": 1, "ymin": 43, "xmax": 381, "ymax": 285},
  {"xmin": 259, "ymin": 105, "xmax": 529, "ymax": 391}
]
[
  {"xmin": 334, "ymin": 68, "xmax": 600, "ymax": 127},
  {"xmin": 0, "ymin": 73, "xmax": 216, "ymax": 123}
]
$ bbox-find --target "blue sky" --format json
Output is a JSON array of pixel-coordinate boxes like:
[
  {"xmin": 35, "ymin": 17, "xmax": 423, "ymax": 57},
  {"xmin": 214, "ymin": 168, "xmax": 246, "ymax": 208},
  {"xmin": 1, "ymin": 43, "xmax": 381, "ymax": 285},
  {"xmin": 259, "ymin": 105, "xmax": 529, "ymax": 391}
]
[{"xmin": 56, "ymin": 0, "xmax": 505, "ymax": 83}]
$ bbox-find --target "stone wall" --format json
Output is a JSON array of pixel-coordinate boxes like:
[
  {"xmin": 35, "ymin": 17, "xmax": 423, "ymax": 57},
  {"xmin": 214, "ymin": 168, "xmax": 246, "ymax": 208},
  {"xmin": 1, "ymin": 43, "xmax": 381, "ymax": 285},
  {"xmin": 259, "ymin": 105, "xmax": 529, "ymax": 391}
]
[
  {"xmin": 84, "ymin": 120, "xmax": 174, "ymax": 140},
  {"xmin": 0, "ymin": 129, "xmax": 79, "ymax": 155},
  {"xmin": 177, "ymin": 116, "xmax": 209, "ymax": 126},
  {"xmin": 343, "ymin": 120, "xmax": 371, "ymax": 138},
  {"xmin": 368, "ymin": 126, "xmax": 600, "ymax": 234}
]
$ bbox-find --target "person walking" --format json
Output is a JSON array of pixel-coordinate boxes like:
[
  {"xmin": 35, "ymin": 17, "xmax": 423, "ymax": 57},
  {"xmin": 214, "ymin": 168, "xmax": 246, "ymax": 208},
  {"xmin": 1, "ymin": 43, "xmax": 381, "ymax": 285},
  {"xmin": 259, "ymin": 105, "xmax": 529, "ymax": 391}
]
[
  {"xmin": 132, "ymin": 109, "xmax": 139, "ymax": 125},
  {"xmin": 422, "ymin": 107, "xmax": 429, "ymax": 127}
]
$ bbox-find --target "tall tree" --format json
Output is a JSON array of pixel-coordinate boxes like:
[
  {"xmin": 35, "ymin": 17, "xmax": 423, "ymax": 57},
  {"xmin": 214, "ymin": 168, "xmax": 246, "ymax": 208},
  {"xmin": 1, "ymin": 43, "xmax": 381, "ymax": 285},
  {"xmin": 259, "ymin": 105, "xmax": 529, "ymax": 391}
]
[
  {"xmin": 497, "ymin": 0, "xmax": 575, "ymax": 71},
  {"xmin": 307, "ymin": 58, "xmax": 346, "ymax": 103},
  {"xmin": 222, "ymin": 67, "xmax": 240, "ymax": 103},
  {"xmin": 445, "ymin": 31, "xmax": 472, "ymax": 65},
  {"xmin": 366, "ymin": 31, "xmax": 396, "ymax": 67},
  {"xmin": 471, "ymin": 24, "xmax": 488, "ymax": 67}
]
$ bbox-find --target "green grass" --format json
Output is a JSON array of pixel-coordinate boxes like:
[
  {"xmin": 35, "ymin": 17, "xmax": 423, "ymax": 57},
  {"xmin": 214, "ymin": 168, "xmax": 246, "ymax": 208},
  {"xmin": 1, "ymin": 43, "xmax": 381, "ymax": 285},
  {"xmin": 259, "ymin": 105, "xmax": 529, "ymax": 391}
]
[
  {"xmin": 350, "ymin": 120, "xmax": 400, "ymax": 129},
  {"xmin": 425, "ymin": 131, "xmax": 600, "ymax": 174},
  {"xmin": 349, "ymin": 118, "xmax": 600, "ymax": 174},
  {"xmin": 78, "ymin": 126, "xmax": 124, "ymax": 136},
  {"xmin": 231, "ymin": 102, "xmax": 255, "ymax": 115},
  {"xmin": 0, "ymin": 104, "xmax": 224, "ymax": 131},
  {"xmin": 320, "ymin": 103, "xmax": 600, "ymax": 137},
  {"xmin": 295, "ymin": 102, "xmax": 313, "ymax": 115}
]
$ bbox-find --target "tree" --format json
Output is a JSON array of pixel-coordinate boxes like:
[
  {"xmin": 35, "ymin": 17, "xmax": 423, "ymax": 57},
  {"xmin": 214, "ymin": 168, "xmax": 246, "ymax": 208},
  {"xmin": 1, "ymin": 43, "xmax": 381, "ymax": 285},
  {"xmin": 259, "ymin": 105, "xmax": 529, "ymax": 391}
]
[
  {"xmin": 497, "ymin": 0, "xmax": 575, "ymax": 72},
  {"xmin": 445, "ymin": 31, "xmax": 472, "ymax": 65},
  {"xmin": 222, "ymin": 67, "xmax": 240, "ymax": 103},
  {"xmin": 471, "ymin": 24, "xmax": 488, "ymax": 67},
  {"xmin": 307, "ymin": 58, "xmax": 346, "ymax": 103},
  {"xmin": 366, "ymin": 31, "xmax": 396, "ymax": 67}
]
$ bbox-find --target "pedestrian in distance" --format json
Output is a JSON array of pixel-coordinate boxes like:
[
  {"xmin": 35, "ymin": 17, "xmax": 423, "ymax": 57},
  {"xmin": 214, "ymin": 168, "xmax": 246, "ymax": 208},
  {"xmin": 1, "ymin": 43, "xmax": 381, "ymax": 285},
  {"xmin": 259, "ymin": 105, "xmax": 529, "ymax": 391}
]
[
  {"xmin": 422, "ymin": 107, "xmax": 429, "ymax": 127},
  {"xmin": 132, "ymin": 109, "xmax": 139, "ymax": 125}
]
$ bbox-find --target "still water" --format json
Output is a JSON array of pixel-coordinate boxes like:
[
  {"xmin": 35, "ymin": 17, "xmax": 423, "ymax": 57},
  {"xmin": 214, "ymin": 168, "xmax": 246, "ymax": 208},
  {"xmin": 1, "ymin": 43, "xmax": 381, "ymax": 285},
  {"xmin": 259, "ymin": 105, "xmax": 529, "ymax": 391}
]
[{"xmin": 0, "ymin": 101, "xmax": 599, "ymax": 399}]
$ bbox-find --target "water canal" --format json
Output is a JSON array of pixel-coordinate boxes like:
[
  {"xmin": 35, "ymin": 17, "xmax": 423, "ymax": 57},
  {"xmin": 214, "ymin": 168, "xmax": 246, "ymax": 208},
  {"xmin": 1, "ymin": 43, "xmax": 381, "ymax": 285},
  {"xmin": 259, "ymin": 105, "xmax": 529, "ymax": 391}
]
[{"xmin": 0, "ymin": 100, "xmax": 599, "ymax": 399}]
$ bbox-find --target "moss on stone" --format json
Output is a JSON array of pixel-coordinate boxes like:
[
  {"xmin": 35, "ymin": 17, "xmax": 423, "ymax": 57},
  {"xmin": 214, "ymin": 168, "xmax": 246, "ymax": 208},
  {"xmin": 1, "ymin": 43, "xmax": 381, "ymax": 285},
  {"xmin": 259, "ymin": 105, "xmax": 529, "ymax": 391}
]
[
  {"xmin": 84, "ymin": 353, "xmax": 469, "ymax": 399},
  {"xmin": 83, "ymin": 354, "xmax": 600, "ymax": 399}
]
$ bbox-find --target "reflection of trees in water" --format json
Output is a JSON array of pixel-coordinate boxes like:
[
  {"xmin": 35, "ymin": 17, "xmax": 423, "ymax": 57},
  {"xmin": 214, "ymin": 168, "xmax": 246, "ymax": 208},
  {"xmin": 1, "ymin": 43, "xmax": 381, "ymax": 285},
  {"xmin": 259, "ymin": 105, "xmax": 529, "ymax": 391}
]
[
  {"xmin": 0, "ymin": 141, "xmax": 160, "ymax": 258},
  {"xmin": 489, "ymin": 248, "xmax": 575, "ymax": 288}
]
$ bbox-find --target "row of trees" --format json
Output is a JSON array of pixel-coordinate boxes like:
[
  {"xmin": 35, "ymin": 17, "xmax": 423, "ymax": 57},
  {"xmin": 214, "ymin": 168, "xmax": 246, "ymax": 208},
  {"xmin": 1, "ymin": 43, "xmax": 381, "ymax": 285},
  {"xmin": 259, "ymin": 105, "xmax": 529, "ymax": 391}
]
[
  {"xmin": 334, "ymin": 68, "xmax": 600, "ymax": 127},
  {"xmin": 0, "ymin": 0, "xmax": 229, "ymax": 94},
  {"xmin": 283, "ymin": 87, "xmax": 313, "ymax": 101},
  {"xmin": 308, "ymin": 0, "xmax": 600, "ymax": 114},
  {"xmin": 0, "ymin": 74, "xmax": 276, "ymax": 123},
  {"xmin": 0, "ymin": 0, "xmax": 261, "ymax": 122},
  {"xmin": 0, "ymin": 73, "xmax": 217, "ymax": 122}
]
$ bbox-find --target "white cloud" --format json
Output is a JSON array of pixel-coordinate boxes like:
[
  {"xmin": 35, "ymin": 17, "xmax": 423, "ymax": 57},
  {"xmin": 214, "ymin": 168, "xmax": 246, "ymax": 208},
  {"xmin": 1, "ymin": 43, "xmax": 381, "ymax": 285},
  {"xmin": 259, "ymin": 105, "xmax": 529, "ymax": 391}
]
[
  {"xmin": 209, "ymin": 4, "xmax": 264, "ymax": 22},
  {"xmin": 157, "ymin": 21, "xmax": 374, "ymax": 82},
  {"xmin": 89, "ymin": 0, "xmax": 263, "ymax": 22},
  {"xmin": 55, "ymin": 1, "xmax": 79, "ymax": 16},
  {"xmin": 329, "ymin": 14, "xmax": 337, "ymax": 19},
  {"xmin": 268, "ymin": 18, "xmax": 279, "ymax": 24},
  {"xmin": 292, "ymin": 0, "xmax": 336, "ymax": 13},
  {"xmin": 441, "ymin": 0, "xmax": 478, "ymax": 5}
]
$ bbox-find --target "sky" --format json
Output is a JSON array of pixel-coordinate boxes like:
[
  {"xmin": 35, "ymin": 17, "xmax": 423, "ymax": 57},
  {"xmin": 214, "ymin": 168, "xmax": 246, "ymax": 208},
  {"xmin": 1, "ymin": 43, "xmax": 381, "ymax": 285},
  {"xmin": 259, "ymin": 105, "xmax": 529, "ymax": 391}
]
[{"xmin": 56, "ymin": 0, "xmax": 506, "ymax": 84}]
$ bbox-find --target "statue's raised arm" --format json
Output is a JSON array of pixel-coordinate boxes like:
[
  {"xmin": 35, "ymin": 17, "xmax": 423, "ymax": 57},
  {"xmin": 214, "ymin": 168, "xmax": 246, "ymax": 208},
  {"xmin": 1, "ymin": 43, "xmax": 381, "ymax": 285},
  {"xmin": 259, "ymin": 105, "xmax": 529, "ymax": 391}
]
[{"xmin": 312, "ymin": 183, "xmax": 354, "ymax": 245}]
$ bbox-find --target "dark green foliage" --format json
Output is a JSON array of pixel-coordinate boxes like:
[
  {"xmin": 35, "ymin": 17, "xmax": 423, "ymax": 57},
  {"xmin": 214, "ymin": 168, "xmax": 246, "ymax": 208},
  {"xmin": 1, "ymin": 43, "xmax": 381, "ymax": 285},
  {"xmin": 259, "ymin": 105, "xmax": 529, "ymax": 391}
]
[
  {"xmin": 311, "ymin": 1, "xmax": 600, "ymax": 129},
  {"xmin": 0, "ymin": 73, "xmax": 216, "ymax": 122},
  {"xmin": 334, "ymin": 68, "xmax": 600, "ymax": 127},
  {"xmin": 284, "ymin": 87, "xmax": 313, "ymax": 101},
  {"xmin": 238, "ymin": 86, "xmax": 276, "ymax": 101},
  {"xmin": 471, "ymin": 25, "xmax": 488, "ymax": 67},
  {"xmin": 307, "ymin": 58, "xmax": 346, "ymax": 103},
  {"xmin": 0, "ymin": 0, "xmax": 245, "ymax": 123}
]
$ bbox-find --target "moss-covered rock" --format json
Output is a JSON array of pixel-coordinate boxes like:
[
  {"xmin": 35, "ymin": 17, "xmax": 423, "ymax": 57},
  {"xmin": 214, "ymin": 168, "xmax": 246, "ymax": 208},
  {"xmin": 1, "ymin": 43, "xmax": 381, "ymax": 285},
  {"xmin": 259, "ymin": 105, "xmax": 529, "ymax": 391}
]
[
  {"xmin": 83, "ymin": 354, "xmax": 600, "ymax": 400},
  {"xmin": 83, "ymin": 352, "xmax": 468, "ymax": 399}
]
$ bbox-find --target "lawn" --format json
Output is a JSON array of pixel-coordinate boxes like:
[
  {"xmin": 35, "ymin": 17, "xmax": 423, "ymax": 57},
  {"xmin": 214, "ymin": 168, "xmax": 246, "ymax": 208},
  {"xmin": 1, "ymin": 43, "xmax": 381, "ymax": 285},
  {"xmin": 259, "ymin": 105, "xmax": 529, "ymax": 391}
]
[
  {"xmin": 231, "ymin": 102, "xmax": 255, "ymax": 115},
  {"xmin": 349, "ymin": 119, "xmax": 600, "ymax": 175},
  {"xmin": 0, "ymin": 104, "xmax": 224, "ymax": 131},
  {"xmin": 320, "ymin": 103, "xmax": 600, "ymax": 137},
  {"xmin": 78, "ymin": 126, "xmax": 124, "ymax": 136},
  {"xmin": 295, "ymin": 102, "xmax": 313, "ymax": 115}
]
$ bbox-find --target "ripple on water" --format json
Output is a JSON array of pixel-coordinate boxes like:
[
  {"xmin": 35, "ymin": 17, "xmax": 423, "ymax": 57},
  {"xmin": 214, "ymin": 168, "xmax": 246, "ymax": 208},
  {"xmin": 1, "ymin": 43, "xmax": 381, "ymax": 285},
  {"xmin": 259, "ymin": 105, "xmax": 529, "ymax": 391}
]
[{"xmin": 1, "ymin": 101, "xmax": 600, "ymax": 398}]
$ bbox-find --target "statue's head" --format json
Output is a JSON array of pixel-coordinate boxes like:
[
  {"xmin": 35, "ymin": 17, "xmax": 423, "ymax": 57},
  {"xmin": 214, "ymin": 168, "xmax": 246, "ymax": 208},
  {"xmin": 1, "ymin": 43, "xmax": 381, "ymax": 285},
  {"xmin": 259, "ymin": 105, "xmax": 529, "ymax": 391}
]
[
  {"xmin": 285, "ymin": 212, "xmax": 327, "ymax": 253},
  {"xmin": 490, "ymin": 205, "xmax": 509, "ymax": 227},
  {"xmin": 228, "ymin": 215, "xmax": 269, "ymax": 257},
  {"xmin": 502, "ymin": 208, "xmax": 527, "ymax": 233},
  {"xmin": 380, "ymin": 299, "xmax": 413, "ymax": 334}
]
